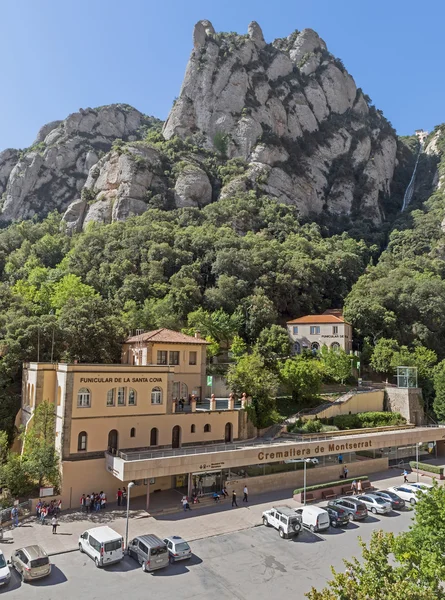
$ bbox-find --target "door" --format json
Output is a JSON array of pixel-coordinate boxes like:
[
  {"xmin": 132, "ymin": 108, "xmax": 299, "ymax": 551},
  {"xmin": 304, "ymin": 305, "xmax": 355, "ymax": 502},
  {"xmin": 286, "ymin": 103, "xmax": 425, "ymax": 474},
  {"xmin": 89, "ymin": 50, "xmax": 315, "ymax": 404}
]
[
  {"xmin": 108, "ymin": 430, "xmax": 118, "ymax": 454},
  {"xmin": 172, "ymin": 425, "xmax": 181, "ymax": 449},
  {"xmin": 224, "ymin": 422, "xmax": 233, "ymax": 443}
]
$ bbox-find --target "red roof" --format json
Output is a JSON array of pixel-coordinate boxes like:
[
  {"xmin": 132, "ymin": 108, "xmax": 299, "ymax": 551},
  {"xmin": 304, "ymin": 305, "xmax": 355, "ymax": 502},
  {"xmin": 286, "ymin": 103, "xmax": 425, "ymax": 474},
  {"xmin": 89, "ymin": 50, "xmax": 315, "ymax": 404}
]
[
  {"xmin": 125, "ymin": 328, "xmax": 209, "ymax": 345},
  {"xmin": 287, "ymin": 315, "xmax": 349, "ymax": 325}
]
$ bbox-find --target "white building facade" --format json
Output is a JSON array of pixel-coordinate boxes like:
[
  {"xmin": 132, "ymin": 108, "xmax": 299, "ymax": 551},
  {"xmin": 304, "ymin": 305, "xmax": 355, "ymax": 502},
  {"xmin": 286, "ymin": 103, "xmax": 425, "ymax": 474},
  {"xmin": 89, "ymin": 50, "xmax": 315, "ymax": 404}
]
[{"xmin": 286, "ymin": 312, "xmax": 353, "ymax": 354}]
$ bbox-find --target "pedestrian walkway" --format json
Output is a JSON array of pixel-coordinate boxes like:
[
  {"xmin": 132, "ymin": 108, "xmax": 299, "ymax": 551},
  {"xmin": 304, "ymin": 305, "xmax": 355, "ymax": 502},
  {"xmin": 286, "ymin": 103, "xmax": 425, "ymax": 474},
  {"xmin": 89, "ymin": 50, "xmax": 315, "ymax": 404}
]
[{"xmin": 1, "ymin": 464, "xmax": 442, "ymax": 560}]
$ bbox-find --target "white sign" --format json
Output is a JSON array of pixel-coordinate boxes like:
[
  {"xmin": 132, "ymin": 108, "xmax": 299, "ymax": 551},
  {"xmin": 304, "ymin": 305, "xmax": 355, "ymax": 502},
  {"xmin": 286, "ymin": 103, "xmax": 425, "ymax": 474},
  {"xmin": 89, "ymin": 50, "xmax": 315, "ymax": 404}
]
[{"xmin": 39, "ymin": 487, "xmax": 54, "ymax": 498}]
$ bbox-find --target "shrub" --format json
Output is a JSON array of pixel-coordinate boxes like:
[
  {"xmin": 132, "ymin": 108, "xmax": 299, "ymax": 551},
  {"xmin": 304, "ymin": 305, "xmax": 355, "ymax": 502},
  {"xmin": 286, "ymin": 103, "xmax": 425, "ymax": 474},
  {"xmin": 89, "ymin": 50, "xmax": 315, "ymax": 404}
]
[
  {"xmin": 332, "ymin": 412, "xmax": 406, "ymax": 430},
  {"xmin": 213, "ymin": 132, "xmax": 229, "ymax": 157},
  {"xmin": 304, "ymin": 419, "xmax": 323, "ymax": 433},
  {"xmin": 293, "ymin": 476, "xmax": 368, "ymax": 495},
  {"xmin": 409, "ymin": 461, "xmax": 444, "ymax": 475}
]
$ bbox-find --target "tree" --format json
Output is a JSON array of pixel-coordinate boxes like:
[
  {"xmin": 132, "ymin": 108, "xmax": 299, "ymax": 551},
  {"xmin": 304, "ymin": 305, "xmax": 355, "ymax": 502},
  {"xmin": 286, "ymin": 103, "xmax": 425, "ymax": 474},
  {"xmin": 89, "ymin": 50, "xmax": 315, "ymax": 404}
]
[
  {"xmin": 22, "ymin": 399, "xmax": 59, "ymax": 489},
  {"xmin": 230, "ymin": 335, "xmax": 247, "ymax": 360},
  {"xmin": 227, "ymin": 352, "xmax": 279, "ymax": 428},
  {"xmin": 244, "ymin": 291, "xmax": 278, "ymax": 343},
  {"xmin": 370, "ymin": 338, "xmax": 400, "ymax": 380},
  {"xmin": 319, "ymin": 346, "xmax": 352, "ymax": 384},
  {"xmin": 254, "ymin": 325, "xmax": 292, "ymax": 368},
  {"xmin": 279, "ymin": 356, "xmax": 323, "ymax": 402},
  {"xmin": 306, "ymin": 530, "xmax": 441, "ymax": 599},
  {"xmin": 50, "ymin": 273, "xmax": 98, "ymax": 313},
  {"xmin": 433, "ymin": 360, "xmax": 445, "ymax": 421},
  {"xmin": 0, "ymin": 453, "xmax": 34, "ymax": 499}
]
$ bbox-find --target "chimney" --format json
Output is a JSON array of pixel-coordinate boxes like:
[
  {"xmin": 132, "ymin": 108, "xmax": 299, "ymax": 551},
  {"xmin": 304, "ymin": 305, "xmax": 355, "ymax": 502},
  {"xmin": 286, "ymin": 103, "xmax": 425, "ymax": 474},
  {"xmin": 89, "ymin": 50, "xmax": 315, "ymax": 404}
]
[{"xmin": 195, "ymin": 330, "xmax": 201, "ymax": 339}]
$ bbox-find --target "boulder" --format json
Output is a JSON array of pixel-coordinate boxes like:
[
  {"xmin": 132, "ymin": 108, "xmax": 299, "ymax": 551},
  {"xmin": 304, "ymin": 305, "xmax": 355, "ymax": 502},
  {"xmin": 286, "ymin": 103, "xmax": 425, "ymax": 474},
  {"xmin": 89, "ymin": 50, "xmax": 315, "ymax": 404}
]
[{"xmin": 174, "ymin": 166, "xmax": 212, "ymax": 208}]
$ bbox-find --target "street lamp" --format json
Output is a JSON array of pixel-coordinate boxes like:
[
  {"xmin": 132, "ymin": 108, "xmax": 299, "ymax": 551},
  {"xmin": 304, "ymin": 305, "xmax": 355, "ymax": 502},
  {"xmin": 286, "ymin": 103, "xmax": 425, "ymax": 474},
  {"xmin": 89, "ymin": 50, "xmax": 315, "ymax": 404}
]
[
  {"xmin": 416, "ymin": 442, "xmax": 422, "ymax": 482},
  {"xmin": 125, "ymin": 482, "xmax": 135, "ymax": 551},
  {"xmin": 293, "ymin": 458, "xmax": 313, "ymax": 506}
]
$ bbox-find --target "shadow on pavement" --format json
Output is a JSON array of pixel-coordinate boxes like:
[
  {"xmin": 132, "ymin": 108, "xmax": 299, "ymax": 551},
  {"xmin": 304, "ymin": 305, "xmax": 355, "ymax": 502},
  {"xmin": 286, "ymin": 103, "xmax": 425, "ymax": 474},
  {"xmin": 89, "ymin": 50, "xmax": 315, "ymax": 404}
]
[
  {"xmin": 154, "ymin": 554, "xmax": 203, "ymax": 576},
  {"xmin": 30, "ymin": 565, "xmax": 67, "ymax": 587},
  {"xmin": 106, "ymin": 557, "xmax": 140, "ymax": 572}
]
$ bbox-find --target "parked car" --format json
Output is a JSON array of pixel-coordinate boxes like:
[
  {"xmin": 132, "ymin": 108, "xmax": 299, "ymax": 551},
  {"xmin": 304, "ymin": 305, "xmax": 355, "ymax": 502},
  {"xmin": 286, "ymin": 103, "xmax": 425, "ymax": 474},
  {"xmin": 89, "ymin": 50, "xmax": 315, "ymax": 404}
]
[
  {"xmin": 387, "ymin": 486, "xmax": 419, "ymax": 506},
  {"xmin": 10, "ymin": 545, "xmax": 51, "ymax": 582},
  {"xmin": 128, "ymin": 534, "xmax": 169, "ymax": 572},
  {"xmin": 328, "ymin": 497, "xmax": 368, "ymax": 521},
  {"xmin": 406, "ymin": 482, "xmax": 433, "ymax": 492},
  {"xmin": 262, "ymin": 506, "xmax": 302, "ymax": 538},
  {"xmin": 0, "ymin": 550, "xmax": 10, "ymax": 586},
  {"xmin": 356, "ymin": 494, "xmax": 392, "ymax": 515},
  {"xmin": 374, "ymin": 490, "xmax": 406, "ymax": 510},
  {"xmin": 294, "ymin": 506, "xmax": 330, "ymax": 532},
  {"xmin": 79, "ymin": 526, "xmax": 124, "ymax": 568},
  {"xmin": 325, "ymin": 506, "xmax": 350, "ymax": 528},
  {"xmin": 163, "ymin": 536, "xmax": 192, "ymax": 562}
]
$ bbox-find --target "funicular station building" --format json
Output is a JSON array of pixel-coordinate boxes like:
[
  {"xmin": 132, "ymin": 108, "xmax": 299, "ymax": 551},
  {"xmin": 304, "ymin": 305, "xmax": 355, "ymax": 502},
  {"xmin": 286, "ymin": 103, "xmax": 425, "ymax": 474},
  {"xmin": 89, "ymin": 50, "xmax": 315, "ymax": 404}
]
[{"xmin": 18, "ymin": 329, "xmax": 445, "ymax": 509}]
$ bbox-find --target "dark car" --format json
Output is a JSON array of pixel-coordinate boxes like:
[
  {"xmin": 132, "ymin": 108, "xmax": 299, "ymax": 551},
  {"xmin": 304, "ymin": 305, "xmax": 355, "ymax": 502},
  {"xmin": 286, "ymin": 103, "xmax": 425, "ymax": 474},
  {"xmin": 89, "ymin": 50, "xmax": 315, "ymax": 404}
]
[
  {"xmin": 374, "ymin": 490, "xmax": 406, "ymax": 510},
  {"xmin": 326, "ymin": 506, "xmax": 350, "ymax": 528},
  {"xmin": 328, "ymin": 497, "xmax": 368, "ymax": 521}
]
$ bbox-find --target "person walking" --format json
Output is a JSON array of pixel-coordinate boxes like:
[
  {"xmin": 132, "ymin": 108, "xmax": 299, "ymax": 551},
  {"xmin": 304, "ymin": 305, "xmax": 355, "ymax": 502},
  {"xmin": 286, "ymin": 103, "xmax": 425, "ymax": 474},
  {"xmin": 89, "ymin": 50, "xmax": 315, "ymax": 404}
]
[
  {"xmin": 243, "ymin": 486, "xmax": 248, "ymax": 503},
  {"xmin": 122, "ymin": 487, "xmax": 127, "ymax": 505},
  {"xmin": 351, "ymin": 480, "xmax": 357, "ymax": 495},
  {"xmin": 357, "ymin": 480, "xmax": 362, "ymax": 494},
  {"xmin": 80, "ymin": 494, "xmax": 86, "ymax": 512},
  {"xmin": 51, "ymin": 516, "xmax": 58, "ymax": 534},
  {"xmin": 403, "ymin": 469, "xmax": 409, "ymax": 483},
  {"xmin": 117, "ymin": 488, "xmax": 123, "ymax": 506},
  {"xmin": 11, "ymin": 506, "xmax": 19, "ymax": 528},
  {"xmin": 343, "ymin": 465, "xmax": 349, "ymax": 479},
  {"xmin": 232, "ymin": 490, "xmax": 238, "ymax": 507}
]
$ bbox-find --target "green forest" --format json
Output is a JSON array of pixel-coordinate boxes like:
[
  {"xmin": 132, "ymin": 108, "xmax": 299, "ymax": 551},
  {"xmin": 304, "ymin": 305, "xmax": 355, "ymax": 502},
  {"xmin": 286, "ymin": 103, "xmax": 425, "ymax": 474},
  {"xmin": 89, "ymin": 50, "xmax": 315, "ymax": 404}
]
[{"xmin": 2, "ymin": 127, "xmax": 445, "ymax": 435}]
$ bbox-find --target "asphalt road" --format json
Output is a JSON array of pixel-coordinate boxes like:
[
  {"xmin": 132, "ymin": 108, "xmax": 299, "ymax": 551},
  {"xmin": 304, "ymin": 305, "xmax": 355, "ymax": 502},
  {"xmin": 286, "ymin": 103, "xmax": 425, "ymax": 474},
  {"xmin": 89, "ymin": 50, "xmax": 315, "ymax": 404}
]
[{"xmin": 1, "ymin": 507, "xmax": 413, "ymax": 599}]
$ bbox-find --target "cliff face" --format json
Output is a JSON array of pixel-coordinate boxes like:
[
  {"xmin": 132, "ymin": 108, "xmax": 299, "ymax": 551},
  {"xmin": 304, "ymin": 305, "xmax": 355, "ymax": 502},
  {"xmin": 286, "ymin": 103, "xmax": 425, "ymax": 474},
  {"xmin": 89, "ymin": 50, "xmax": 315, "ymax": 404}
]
[
  {"xmin": 164, "ymin": 21, "xmax": 398, "ymax": 222},
  {"xmin": 0, "ymin": 22, "xmax": 400, "ymax": 229},
  {"xmin": 0, "ymin": 105, "xmax": 158, "ymax": 223}
]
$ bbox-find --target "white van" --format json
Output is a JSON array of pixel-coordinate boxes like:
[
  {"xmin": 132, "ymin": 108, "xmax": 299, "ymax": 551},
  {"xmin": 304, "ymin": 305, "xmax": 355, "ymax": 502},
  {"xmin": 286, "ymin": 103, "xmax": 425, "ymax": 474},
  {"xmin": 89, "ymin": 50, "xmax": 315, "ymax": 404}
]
[
  {"xmin": 78, "ymin": 526, "xmax": 124, "ymax": 567},
  {"xmin": 295, "ymin": 506, "xmax": 330, "ymax": 532}
]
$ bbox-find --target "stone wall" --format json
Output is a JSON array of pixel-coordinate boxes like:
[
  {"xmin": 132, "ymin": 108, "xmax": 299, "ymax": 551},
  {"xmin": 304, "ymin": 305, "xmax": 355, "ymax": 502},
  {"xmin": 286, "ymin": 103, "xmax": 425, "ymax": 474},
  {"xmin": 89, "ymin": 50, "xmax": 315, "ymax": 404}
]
[
  {"xmin": 384, "ymin": 387, "xmax": 426, "ymax": 425},
  {"xmin": 225, "ymin": 457, "xmax": 388, "ymax": 497}
]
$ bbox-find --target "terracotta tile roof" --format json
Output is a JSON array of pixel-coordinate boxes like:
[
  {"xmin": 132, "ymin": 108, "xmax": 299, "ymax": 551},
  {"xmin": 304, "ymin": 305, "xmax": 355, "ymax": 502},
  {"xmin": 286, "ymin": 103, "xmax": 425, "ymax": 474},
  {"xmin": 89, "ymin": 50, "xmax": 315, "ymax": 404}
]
[
  {"xmin": 124, "ymin": 328, "xmax": 209, "ymax": 345},
  {"xmin": 287, "ymin": 315, "xmax": 350, "ymax": 325}
]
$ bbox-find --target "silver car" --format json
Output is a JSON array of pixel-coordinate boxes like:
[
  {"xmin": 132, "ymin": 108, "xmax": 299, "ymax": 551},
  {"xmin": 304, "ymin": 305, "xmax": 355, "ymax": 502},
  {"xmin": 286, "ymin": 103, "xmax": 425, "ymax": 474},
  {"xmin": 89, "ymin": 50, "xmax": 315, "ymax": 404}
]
[
  {"xmin": 163, "ymin": 536, "xmax": 192, "ymax": 562},
  {"xmin": 10, "ymin": 545, "xmax": 51, "ymax": 582},
  {"xmin": 356, "ymin": 494, "xmax": 392, "ymax": 515}
]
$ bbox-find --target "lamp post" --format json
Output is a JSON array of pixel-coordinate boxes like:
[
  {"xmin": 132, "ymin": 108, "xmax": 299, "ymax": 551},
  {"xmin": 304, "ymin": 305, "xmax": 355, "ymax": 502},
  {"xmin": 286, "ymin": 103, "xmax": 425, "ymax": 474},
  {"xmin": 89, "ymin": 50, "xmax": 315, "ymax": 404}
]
[
  {"xmin": 125, "ymin": 482, "xmax": 135, "ymax": 551},
  {"xmin": 416, "ymin": 442, "xmax": 422, "ymax": 482}
]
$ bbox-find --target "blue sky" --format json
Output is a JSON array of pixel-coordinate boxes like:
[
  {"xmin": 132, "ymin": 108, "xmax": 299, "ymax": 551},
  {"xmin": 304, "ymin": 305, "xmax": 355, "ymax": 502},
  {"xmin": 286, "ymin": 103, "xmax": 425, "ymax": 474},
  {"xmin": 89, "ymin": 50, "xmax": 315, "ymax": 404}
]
[{"xmin": 1, "ymin": 0, "xmax": 442, "ymax": 150}]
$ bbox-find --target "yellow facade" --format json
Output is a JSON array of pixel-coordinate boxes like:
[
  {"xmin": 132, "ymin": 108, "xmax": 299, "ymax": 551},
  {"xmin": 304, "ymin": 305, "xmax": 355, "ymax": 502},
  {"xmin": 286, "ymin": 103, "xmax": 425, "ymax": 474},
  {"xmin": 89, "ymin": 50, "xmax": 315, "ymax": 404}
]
[{"xmin": 303, "ymin": 391, "xmax": 384, "ymax": 421}]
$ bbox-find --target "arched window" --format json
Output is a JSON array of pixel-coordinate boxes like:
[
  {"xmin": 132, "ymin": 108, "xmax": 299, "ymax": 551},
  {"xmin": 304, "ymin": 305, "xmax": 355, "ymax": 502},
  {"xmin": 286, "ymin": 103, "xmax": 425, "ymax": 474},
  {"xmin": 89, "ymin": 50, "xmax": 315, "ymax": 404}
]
[
  {"xmin": 204, "ymin": 424, "xmax": 211, "ymax": 433},
  {"xmin": 130, "ymin": 427, "xmax": 136, "ymax": 438},
  {"xmin": 106, "ymin": 389, "xmax": 115, "ymax": 407},
  {"xmin": 311, "ymin": 342, "xmax": 319, "ymax": 354},
  {"xmin": 191, "ymin": 424, "xmax": 196, "ymax": 433},
  {"xmin": 57, "ymin": 387, "xmax": 62, "ymax": 406},
  {"xmin": 180, "ymin": 383, "xmax": 188, "ymax": 399},
  {"xmin": 128, "ymin": 388, "xmax": 137, "ymax": 406},
  {"xmin": 108, "ymin": 429, "xmax": 118, "ymax": 454},
  {"xmin": 331, "ymin": 342, "xmax": 340, "ymax": 351},
  {"xmin": 293, "ymin": 341, "xmax": 301, "ymax": 354},
  {"xmin": 172, "ymin": 425, "xmax": 181, "ymax": 449},
  {"xmin": 151, "ymin": 387, "xmax": 162, "ymax": 405},
  {"xmin": 117, "ymin": 387, "xmax": 126, "ymax": 406},
  {"xmin": 77, "ymin": 388, "xmax": 91, "ymax": 408},
  {"xmin": 78, "ymin": 431, "xmax": 87, "ymax": 451},
  {"xmin": 150, "ymin": 427, "xmax": 158, "ymax": 446}
]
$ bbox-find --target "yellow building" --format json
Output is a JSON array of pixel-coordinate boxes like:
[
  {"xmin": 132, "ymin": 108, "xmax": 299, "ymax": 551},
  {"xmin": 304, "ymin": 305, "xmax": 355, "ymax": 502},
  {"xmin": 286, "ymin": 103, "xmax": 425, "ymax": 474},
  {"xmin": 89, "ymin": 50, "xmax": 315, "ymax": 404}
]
[{"xmin": 21, "ymin": 329, "xmax": 249, "ymax": 508}]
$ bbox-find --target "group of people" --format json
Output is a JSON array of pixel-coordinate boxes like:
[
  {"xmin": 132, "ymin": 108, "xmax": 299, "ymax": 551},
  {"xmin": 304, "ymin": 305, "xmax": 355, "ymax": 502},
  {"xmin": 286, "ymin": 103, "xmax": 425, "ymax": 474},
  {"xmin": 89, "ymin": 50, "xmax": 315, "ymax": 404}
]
[
  {"xmin": 350, "ymin": 479, "xmax": 363, "ymax": 495},
  {"xmin": 80, "ymin": 492, "xmax": 108, "ymax": 512},
  {"xmin": 35, "ymin": 499, "xmax": 62, "ymax": 524},
  {"xmin": 183, "ymin": 486, "xmax": 249, "ymax": 510}
]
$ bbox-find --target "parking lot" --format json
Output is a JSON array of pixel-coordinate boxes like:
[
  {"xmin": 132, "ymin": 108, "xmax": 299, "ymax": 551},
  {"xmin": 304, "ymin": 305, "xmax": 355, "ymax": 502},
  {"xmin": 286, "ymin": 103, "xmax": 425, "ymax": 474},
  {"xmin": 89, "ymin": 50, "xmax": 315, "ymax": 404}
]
[{"xmin": 2, "ymin": 504, "xmax": 413, "ymax": 599}]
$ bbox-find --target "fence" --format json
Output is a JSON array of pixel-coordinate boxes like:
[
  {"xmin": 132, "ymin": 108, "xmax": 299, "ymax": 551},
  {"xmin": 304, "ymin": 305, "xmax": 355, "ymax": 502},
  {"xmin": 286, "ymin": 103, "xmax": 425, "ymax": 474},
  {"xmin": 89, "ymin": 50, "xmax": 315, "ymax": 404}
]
[{"xmin": 0, "ymin": 499, "xmax": 32, "ymax": 525}]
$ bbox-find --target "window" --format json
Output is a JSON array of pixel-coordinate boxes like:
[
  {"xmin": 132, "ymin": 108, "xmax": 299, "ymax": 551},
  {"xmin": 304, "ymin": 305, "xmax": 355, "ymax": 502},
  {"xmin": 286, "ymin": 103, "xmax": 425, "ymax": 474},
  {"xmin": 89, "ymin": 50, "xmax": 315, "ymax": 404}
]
[
  {"xmin": 310, "ymin": 326, "xmax": 320, "ymax": 335},
  {"xmin": 191, "ymin": 424, "xmax": 196, "ymax": 433},
  {"xmin": 293, "ymin": 341, "xmax": 301, "ymax": 354},
  {"xmin": 128, "ymin": 389, "xmax": 136, "ymax": 406},
  {"xmin": 151, "ymin": 387, "xmax": 162, "ymax": 404},
  {"xmin": 189, "ymin": 351, "xmax": 197, "ymax": 365},
  {"xmin": 293, "ymin": 326, "xmax": 299, "ymax": 335},
  {"xmin": 204, "ymin": 424, "xmax": 211, "ymax": 433},
  {"xmin": 105, "ymin": 540, "xmax": 122, "ymax": 552},
  {"xmin": 331, "ymin": 342, "xmax": 340, "ymax": 351},
  {"xmin": 117, "ymin": 387, "xmax": 126, "ymax": 406},
  {"xmin": 150, "ymin": 428, "xmax": 158, "ymax": 446},
  {"xmin": 77, "ymin": 388, "xmax": 91, "ymax": 408},
  {"xmin": 78, "ymin": 431, "xmax": 87, "ymax": 451},
  {"xmin": 172, "ymin": 382, "xmax": 180, "ymax": 400},
  {"xmin": 157, "ymin": 351, "xmax": 167, "ymax": 365},
  {"xmin": 333, "ymin": 325, "xmax": 338, "ymax": 334},
  {"xmin": 130, "ymin": 427, "xmax": 136, "ymax": 438},
  {"xmin": 106, "ymin": 389, "xmax": 115, "ymax": 407},
  {"xmin": 311, "ymin": 342, "xmax": 319, "ymax": 352},
  {"xmin": 169, "ymin": 351, "xmax": 180, "ymax": 365}
]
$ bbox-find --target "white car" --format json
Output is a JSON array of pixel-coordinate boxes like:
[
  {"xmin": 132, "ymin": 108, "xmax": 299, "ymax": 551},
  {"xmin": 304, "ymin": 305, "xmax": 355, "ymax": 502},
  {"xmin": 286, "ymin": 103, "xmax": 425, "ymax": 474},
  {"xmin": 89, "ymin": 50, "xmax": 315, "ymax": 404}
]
[
  {"xmin": 0, "ymin": 550, "xmax": 10, "ymax": 587},
  {"xmin": 355, "ymin": 494, "xmax": 392, "ymax": 515},
  {"xmin": 387, "ymin": 485, "xmax": 419, "ymax": 506},
  {"xmin": 406, "ymin": 482, "xmax": 433, "ymax": 493},
  {"xmin": 262, "ymin": 506, "xmax": 302, "ymax": 538}
]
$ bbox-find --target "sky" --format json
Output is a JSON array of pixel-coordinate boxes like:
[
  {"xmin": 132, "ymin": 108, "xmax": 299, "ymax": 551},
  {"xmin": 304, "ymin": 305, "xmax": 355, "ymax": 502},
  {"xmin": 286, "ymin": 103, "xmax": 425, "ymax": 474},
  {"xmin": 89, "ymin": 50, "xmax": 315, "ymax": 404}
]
[{"xmin": 1, "ymin": 0, "xmax": 443, "ymax": 151}]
